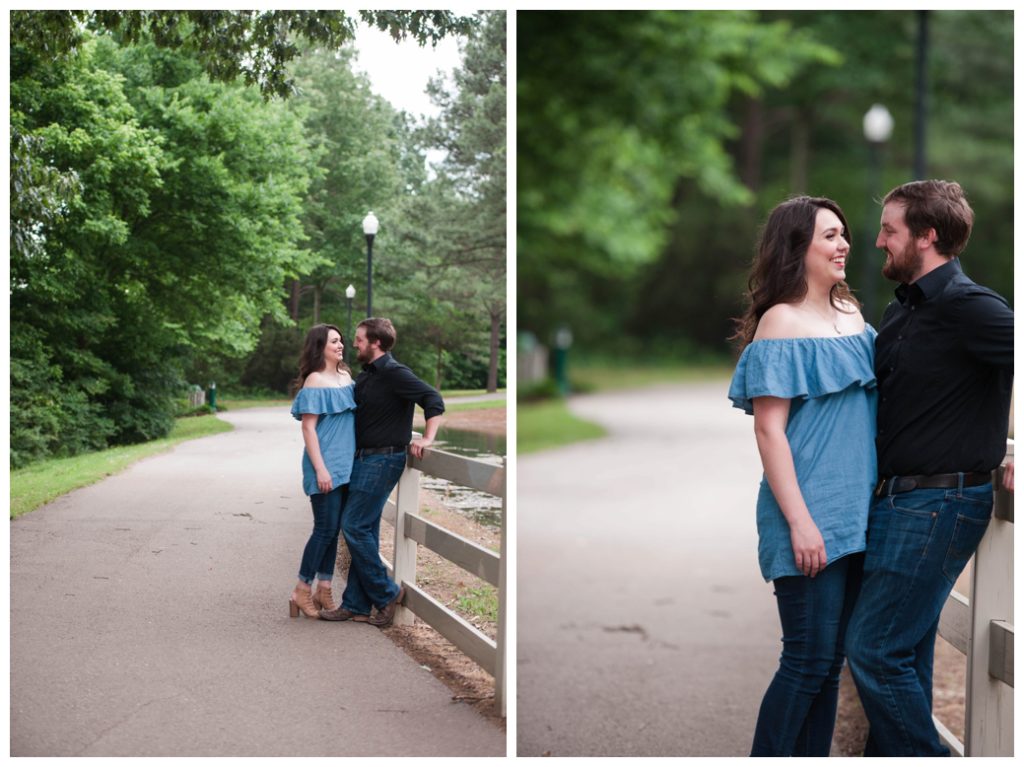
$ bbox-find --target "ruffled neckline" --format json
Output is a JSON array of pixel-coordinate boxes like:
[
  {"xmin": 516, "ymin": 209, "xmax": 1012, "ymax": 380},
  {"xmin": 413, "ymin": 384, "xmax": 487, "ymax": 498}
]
[
  {"xmin": 746, "ymin": 325, "xmax": 875, "ymax": 347},
  {"xmin": 729, "ymin": 326, "xmax": 876, "ymax": 415}
]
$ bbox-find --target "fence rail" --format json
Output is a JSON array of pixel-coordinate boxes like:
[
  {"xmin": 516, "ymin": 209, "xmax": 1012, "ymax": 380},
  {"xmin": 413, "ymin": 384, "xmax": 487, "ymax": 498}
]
[
  {"xmin": 934, "ymin": 440, "xmax": 1014, "ymax": 756},
  {"xmin": 378, "ymin": 447, "xmax": 507, "ymax": 716}
]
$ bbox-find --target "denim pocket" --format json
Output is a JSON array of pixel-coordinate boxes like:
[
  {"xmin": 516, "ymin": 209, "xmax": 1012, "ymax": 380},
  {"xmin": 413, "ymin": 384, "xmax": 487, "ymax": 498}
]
[
  {"xmin": 350, "ymin": 454, "xmax": 406, "ymax": 494},
  {"xmin": 941, "ymin": 489, "xmax": 993, "ymax": 584},
  {"xmin": 885, "ymin": 491, "xmax": 943, "ymax": 560},
  {"xmin": 888, "ymin": 487, "xmax": 945, "ymax": 518}
]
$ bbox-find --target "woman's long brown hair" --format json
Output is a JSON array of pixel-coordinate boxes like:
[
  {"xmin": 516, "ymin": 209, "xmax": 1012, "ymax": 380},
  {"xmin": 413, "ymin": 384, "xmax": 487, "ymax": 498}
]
[
  {"xmin": 290, "ymin": 324, "xmax": 350, "ymax": 396},
  {"xmin": 730, "ymin": 196, "xmax": 860, "ymax": 352}
]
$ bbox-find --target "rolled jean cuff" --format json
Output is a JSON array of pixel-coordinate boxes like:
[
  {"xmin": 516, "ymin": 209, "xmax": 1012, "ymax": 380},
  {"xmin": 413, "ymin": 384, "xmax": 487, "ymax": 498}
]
[
  {"xmin": 297, "ymin": 573, "xmax": 315, "ymax": 585},
  {"xmin": 316, "ymin": 572, "xmax": 334, "ymax": 582}
]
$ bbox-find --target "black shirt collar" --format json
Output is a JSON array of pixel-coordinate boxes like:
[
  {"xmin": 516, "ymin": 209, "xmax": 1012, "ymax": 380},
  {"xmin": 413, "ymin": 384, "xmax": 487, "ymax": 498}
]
[
  {"xmin": 362, "ymin": 351, "xmax": 392, "ymax": 373},
  {"xmin": 895, "ymin": 257, "xmax": 961, "ymax": 306}
]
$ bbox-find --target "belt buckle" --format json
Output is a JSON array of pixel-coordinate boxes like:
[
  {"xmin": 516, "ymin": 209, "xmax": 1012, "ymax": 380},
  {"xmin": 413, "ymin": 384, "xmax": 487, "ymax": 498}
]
[{"xmin": 875, "ymin": 477, "xmax": 897, "ymax": 497}]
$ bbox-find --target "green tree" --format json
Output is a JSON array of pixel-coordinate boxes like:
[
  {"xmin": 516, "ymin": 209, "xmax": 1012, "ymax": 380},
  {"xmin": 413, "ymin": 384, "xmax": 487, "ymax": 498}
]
[
  {"xmin": 517, "ymin": 10, "xmax": 838, "ymax": 346},
  {"xmin": 10, "ymin": 32, "xmax": 314, "ymax": 464},
  {"xmin": 421, "ymin": 10, "xmax": 507, "ymax": 390},
  {"xmin": 13, "ymin": 11, "xmax": 476, "ymax": 99}
]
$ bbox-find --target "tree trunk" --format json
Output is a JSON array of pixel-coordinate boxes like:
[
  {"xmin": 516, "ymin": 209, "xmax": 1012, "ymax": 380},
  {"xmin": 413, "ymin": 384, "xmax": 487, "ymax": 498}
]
[
  {"xmin": 434, "ymin": 340, "xmax": 444, "ymax": 391},
  {"xmin": 790, "ymin": 114, "xmax": 810, "ymax": 194},
  {"xmin": 288, "ymin": 279, "xmax": 301, "ymax": 322},
  {"xmin": 487, "ymin": 307, "xmax": 501, "ymax": 392},
  {"xmin": 740, "ymin": 97, "xmax": 765, "ymax": 192},
  {"xmin": 312, "ymin": 285, "xmax": 321, "ymax": 325}
]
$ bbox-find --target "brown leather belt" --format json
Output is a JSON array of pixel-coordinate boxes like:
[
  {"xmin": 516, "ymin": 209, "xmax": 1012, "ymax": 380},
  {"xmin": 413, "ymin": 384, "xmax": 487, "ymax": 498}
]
[{"xmin": 874, "ymin": 471, "xmax": 992, "ymax": 497}]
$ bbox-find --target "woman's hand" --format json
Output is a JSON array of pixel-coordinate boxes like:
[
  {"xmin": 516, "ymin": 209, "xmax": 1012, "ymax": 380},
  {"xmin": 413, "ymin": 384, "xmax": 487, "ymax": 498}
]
[
  {"xmin": 316, "ymin": 466, "xmax": 333, "ymax": 494},
  {"xmin": 790, "ymin": 518, "xmax": 827, "ymax": 578}
]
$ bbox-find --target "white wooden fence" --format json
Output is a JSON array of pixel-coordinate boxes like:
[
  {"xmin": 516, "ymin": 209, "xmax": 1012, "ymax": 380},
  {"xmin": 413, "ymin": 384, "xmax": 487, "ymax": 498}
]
[
  {"xmin": 934, "ymin": 440, "xmax": 1013, "ymax": 756},
  {"xmin": 379, "ymin": 447, "xmax": 508, "ymax": 716}
]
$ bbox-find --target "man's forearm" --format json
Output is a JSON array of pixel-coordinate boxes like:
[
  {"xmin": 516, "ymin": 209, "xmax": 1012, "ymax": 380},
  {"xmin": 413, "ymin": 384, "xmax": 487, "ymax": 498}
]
[{"xmin": 421, "ymin": 415, "xmax": 443, "ymax": 443}]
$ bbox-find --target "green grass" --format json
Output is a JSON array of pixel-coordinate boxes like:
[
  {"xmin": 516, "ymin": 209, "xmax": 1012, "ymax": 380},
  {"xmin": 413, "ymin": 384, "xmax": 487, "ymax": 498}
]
[
  {"xmin": 218, "ymin": 397, "xmax": 290, "ymax": 410},
  {"xmin": 442, "ymin": 388, "xmax": 506, "ymax": 398},
  {"xmin": 10, "ymin": 415, "xmax": 233, "ymax": 519},
  {"xmin": 455, "ymin": 584, "xmax": 498, "ymax": 623},
  {"xmin": 569, "ymin": 361, "xmax": 733, "ymax": 394},
  {"xmin": 517, "ymin": 399, "xmax": 607, "ymax": 454},
  {"xmin": 445, "ymin": 399, "xmax": 505, "ymax": 413}
]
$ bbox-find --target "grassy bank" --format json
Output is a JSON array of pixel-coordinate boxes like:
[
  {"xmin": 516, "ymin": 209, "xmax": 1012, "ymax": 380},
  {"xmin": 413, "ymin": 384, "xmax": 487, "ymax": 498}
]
[
  {"xmin": 569, "ymin": 360, "xmax": 733, "ymax": 394},
  {"xmin": 10, "ymin": 415, "xmax": 233, "ymax": 519},
  {"xmin": 518, "ymin": 399, "xmax": 607, "ymax": 454}
]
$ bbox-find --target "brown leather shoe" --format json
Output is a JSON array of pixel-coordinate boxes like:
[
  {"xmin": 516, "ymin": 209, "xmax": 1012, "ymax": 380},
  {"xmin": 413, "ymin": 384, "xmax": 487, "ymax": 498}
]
[
  {"xmin": 368, "ymin": 586, "xmax": 406, "ymax": 627},
  {"xmin": 319, "ymin": 605, "xmax": 370, "ymax": 622}
]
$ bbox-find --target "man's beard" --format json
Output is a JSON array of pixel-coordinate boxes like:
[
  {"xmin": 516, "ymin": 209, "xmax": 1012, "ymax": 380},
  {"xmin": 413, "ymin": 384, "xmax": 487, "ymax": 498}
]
[
  {"xmin": 356, "ymin": 347, "xmax": 373, "ymax": 364},
  {"xmin": 882, "ymin": 240, "xmax": 924, "ymax": 284}
]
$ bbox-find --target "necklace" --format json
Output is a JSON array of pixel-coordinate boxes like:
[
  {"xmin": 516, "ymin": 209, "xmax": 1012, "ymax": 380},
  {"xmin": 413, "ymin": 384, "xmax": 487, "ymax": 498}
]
[{"xmin": 804, "ymin": 301, "xmax": 842, "ymax": 335}]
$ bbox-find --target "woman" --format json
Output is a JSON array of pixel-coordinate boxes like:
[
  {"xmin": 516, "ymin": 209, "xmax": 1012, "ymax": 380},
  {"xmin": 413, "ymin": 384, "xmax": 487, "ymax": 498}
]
[
  {"xmin": 288, "ymin": 324, "xmax": 357, "ymax": 619},
  {"xmin": 728, "ymin": 196, "xmax": 877, "ymax": 756}
]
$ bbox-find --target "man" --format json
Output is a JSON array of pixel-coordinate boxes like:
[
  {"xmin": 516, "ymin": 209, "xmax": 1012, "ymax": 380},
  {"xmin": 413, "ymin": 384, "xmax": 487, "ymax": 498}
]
[
  {"xmin": 845, "ymin": 180, "xmax": 1013, "ymax": 756},
  {"xmin": 320, "ymin": 317, "xmax": 444, "ymax": 626}
]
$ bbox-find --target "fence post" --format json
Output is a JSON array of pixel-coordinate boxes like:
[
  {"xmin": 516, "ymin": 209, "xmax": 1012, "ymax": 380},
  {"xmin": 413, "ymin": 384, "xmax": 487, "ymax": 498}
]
[
  {"xmin": 964, "ymin": 442, "xmax": 1014, "ymax": 756},
  {"xmin": 392, "ymin": 458, "xmax": 420, "ymax": 627},
  {"xmin": 494, "ymin": 457, "xmax": 508, "ymax": 716}
]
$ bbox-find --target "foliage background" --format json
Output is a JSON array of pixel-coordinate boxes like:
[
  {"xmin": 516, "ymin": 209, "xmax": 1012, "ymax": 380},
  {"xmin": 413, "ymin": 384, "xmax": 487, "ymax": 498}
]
[
  {"xmin": 10, "ymin": 10, "xmax": 506, "ymax": 468},
  {"xmin": 518, "ymin": 10, "xmax": 1013, "ymax": 362}
]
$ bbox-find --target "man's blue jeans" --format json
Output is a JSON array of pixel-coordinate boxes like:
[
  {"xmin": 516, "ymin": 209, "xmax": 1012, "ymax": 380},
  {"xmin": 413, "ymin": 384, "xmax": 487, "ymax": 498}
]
[
  {"xmin": 751, "ymin": 553, "xmax": 863, "ymax": 756},
  {"xmin": 846, "ymin": 481, "xmax": 993, "ymax": 756},
  {"xmin": 340, "ymin": 453, "xmax": 407, "ymax": 616}
]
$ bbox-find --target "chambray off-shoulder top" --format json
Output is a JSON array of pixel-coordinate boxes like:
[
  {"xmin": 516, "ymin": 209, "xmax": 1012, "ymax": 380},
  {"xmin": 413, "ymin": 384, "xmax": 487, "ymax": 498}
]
[
  {"xmin": 728, "ymin": 327, "xmax": 878, "ymax": 581},
  {"xmin": 290, "ymin": 385, "xmax": 357, "ymax": 496}
]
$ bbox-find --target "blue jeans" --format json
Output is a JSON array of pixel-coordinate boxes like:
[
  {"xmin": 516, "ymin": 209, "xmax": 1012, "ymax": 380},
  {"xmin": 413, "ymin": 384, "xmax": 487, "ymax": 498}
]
[
  {"xmin": 297, "ymin": 484, "xmax": 346, "ymax": 584},
  {"xmin": 751, "ymin": 553, "xmax": 863, "ymax": 756},
  {"xmin": 340, "ymin": 453, "xmax": 406, "ymax": 615},
  {"xmin": 846, "ymin": 481, "xmax": 993, "ymax": 756}
]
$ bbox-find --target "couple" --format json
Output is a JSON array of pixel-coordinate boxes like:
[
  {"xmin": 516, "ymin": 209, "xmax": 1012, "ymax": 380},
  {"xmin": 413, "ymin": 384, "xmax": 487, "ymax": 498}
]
[
  {"xmin": 729, "ymin": 180, "xmax": 1013, "ymax": 757},
  {"xmin": 287, "ymin": 317, "xmax": 444, "ymax": 626}
]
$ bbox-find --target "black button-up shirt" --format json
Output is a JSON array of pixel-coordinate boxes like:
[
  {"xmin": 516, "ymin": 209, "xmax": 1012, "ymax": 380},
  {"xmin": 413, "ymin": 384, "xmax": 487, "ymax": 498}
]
[
  {"xmin": 875, "ymin": 258, "xmax": 1013, "ymax": 476},
  {"xmin": 354, "ymin": 352, "xmax": 445, "ymax": 449}
]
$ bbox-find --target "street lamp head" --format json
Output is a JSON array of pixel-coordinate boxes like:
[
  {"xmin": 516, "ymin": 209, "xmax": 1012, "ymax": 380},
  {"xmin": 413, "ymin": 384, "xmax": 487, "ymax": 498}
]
[
  {"xmin": 345, "ymin": 284, "xmax": 356, "ymax": 300},
  {"xmin": 863, "ymin": 104, "xmax": 894, "ymax": 143},
  {"xmin": 362, "ymin": 211, "xmax": 379, "ymax": 237}
]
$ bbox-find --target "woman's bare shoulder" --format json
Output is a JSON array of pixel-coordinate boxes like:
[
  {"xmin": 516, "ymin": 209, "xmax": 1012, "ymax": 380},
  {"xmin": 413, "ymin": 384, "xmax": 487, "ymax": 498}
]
[
  {"xmin": 753, "ymin": 303, "xmax": 805, "ymax": 341},
  {"xmin": 303, "ymin": 371, "xmax": 330, "ymax": 388}
]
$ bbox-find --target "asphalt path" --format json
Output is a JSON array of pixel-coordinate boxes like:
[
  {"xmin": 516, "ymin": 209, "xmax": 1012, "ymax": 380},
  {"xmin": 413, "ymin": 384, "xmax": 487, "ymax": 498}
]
[
  {"xmin": 517, "ymin": 380, "xmax": 780, "ymax": 756},
  {"xmin": 10, "ymin": 407, "xmax": 504, "ymax": 757}
]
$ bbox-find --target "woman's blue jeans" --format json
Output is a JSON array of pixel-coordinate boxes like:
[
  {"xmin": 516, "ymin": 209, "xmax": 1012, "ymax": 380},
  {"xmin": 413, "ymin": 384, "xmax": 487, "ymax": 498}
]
[
  {"xmin": 751, "ymin": 553, "xmax": 863, "ymax": 756},
  {"xmin": 297, "ymin": 484, "xmax": 346, "ymax": 584},
  {"xmin": 340, "ymin": 453, "xmax": 407, "ymax": 615},
  {"xmin": 845, "ymin": 482, "xmax": 993, "ymax": 756}
]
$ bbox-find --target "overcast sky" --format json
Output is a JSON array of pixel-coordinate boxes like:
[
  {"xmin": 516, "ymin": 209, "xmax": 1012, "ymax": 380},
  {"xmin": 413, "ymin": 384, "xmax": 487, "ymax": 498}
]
[{"xmin": 352, "ymin": 22, "xmax": 463, "ymax": 121}]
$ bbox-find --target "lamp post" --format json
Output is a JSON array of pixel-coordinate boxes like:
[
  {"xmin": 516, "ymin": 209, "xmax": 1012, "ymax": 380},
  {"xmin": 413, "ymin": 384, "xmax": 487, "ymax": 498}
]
[
  {"xmin": 553, "ymin": 324, "xmax": 573, "ymax": 398},
  {"xmin": 861, "ymin": 104, "xmax": 894, "ymax": 323},
  {"xmin": 345, "ymin": 284, "xmax": 356, "ymax": 362},
  {"xmin": 362, "ymin": 211, "xmax": 378, "ymax": 318}
]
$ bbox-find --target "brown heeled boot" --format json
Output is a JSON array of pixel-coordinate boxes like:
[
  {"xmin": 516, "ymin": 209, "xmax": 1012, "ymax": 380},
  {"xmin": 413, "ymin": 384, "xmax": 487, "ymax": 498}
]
[
  {"xmin": 312, "ymin": 587, "xmax": 337, "ymax": 613},
  {"xmin": 288, "ymin": 588, "xmax": 319, "ymax": 619}
]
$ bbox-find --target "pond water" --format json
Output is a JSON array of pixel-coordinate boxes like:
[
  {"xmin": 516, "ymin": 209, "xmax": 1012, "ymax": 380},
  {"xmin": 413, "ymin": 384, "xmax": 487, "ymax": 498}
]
[{"xmin": 424, "ymin": 426, "xmax": 506, "ymax": 531}]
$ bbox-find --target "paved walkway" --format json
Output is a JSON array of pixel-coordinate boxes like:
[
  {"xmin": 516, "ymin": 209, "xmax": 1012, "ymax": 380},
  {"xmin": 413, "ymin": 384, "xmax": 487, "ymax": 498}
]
[
  {"xmin": 517, "ymin": 380, "xmax": 780, "ymax": 756},
  {"xmin": 10, "ymin": 407, "xmax": 504, "ymax": 757}
]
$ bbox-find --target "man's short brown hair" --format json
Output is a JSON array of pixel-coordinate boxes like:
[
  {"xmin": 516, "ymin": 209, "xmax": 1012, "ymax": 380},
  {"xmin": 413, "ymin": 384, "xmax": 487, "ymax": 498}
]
[
  {"xmin": 883, "ymin": 179, "xmax": 974, "ymax": 257},
  {"xmin": 358, "ymin": 317, "xmax": 396, "ymax": 352}
]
